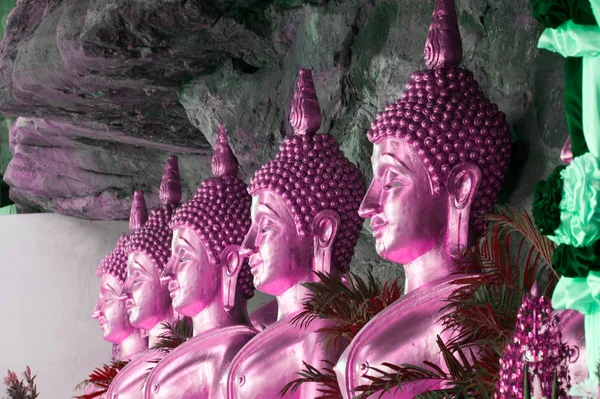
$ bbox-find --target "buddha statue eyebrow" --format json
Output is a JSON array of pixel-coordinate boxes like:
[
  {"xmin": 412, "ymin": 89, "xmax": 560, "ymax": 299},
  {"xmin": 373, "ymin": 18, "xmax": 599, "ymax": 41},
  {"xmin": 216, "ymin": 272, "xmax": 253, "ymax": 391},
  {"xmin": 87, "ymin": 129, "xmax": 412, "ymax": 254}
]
[
  {"xmin": 256, "ymin": 203, "xmax": 280, "ymax": 219},
  {"xmin": 175, "ymin": 236, "xmax": 195, "ymax": 253},
  {"xmin": 379, "ymin": 153, "xmax": 413, "ymax": 175}
]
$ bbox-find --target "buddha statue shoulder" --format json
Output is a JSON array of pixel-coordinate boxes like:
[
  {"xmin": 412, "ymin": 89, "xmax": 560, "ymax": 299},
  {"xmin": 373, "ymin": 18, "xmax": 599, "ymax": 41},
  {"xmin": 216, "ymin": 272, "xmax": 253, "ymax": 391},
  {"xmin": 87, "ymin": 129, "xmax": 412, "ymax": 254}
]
[
  {"xmin": 143, "ymin": 125, "xmax": 257, "ymax": 399},
  {"xmin": 224, "ymin": 68, "xmax": 366, "ymax": 399},
  {"xmin": 334, "ymin": 0, "xmax": 514, "ymax": 396},
  {"xmin": 107, "ymin": 157, "xmax": 182, "ymax": 399}
]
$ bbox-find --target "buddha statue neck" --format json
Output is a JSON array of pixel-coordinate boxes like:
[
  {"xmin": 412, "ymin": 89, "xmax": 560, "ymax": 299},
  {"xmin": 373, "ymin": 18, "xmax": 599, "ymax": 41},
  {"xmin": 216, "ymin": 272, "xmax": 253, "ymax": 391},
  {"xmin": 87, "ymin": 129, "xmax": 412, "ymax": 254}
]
[
  {"xmin": 116, "ymin": 330, "xmax": 147, "ymax": 361},
  {"xmin": 189, "ymin": 290, "xmax": 250, "ymax": 335}
]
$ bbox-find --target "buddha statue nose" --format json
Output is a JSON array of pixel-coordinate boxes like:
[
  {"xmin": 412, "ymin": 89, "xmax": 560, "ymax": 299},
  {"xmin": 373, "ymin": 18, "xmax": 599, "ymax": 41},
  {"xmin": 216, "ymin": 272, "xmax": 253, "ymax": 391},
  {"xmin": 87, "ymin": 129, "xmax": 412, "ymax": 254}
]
[
  {"xmin": 239, "ymin": 229, "xmax": 258, "ymax": 259},
  {"xmin": 358, "ymin": 181, "xmax": 382, "ymax": 219}
]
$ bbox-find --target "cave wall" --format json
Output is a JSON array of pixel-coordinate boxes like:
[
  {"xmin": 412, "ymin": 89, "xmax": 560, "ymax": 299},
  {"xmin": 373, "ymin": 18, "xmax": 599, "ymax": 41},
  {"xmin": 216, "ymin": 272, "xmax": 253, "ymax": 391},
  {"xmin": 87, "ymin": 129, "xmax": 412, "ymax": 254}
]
[{"xmin": 0, "ymin": 0, "xmax": 569, "ymax": 280}]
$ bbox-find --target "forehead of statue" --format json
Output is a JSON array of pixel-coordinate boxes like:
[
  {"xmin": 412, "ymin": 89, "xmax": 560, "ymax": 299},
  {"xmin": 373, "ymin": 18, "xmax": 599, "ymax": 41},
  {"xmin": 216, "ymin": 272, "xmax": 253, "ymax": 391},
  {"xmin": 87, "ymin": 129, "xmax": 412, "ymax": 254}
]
[
  {"xmin": 373, "ymin": 138, "xmax": 433, "ymax": 183},
  {"xmin": 100, "ymin": 274, "xmax": 122, "ymax": 296},
  {"xmin": 251, "ymin": 191, "xmax": 294, "ymax": 225},
  {"xmin": 171, "ymin": 225, "xmax": 209, "ymax": 259}
]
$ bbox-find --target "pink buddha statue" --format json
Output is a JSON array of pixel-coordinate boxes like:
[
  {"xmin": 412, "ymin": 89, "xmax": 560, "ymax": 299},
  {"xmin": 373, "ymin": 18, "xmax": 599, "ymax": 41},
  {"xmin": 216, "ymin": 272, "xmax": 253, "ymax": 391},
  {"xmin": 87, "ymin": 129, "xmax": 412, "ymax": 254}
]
[
  {"xmin": 224, "ymin": 68, "xmax": 365, "ymax": 399},
  {"xmin": 90, "ymin": 194, "xmax": 150, "ymax": 399},
  {"xmin": 92, "ymin": 207, "xmax": 149, "ymax": 362},
  {"xmin": 143, "ymin": 124, "xmax": 256, "ymax": 399},
  {"xmin": 106, "ymin": 157, "xmax": 182, "ymax": 399},
  {"xmin": 334, "ymin": 0, "xmax": 514, "ymax": 397}
]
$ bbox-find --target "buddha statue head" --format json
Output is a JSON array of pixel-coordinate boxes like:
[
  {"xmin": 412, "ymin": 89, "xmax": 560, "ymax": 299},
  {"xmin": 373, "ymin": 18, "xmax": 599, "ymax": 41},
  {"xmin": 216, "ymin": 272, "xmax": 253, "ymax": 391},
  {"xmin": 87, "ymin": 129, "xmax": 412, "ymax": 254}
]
[
  {"xmin": 241, "ymin": 68, "xmax": 365, "ymax": 298},
  {"xmin": 122, "ymin": 156, "xmax": 181, "ymax": 331},
  {"xmin": 163, "ymin": 125, "xmax": 254, "ymax": 319},
  {"xmin": 92, "ymin": 195, "xmax": 149, "ymax": 344},
  {"xmin": 358, "ymin": 0, "xmax": 512, "ymax": 276}
]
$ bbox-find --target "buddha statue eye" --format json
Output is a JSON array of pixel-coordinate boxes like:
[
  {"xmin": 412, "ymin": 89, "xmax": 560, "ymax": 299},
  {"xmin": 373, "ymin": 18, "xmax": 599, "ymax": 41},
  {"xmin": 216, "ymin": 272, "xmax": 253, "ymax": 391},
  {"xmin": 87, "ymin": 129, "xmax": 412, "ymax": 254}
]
[
  {"xmin": 259, "ymin": 226, "xmax": 274, "ymax": 234},
  {"xmin": 383, "ymin": 181, "xmax": 406, "ymax": 191}
]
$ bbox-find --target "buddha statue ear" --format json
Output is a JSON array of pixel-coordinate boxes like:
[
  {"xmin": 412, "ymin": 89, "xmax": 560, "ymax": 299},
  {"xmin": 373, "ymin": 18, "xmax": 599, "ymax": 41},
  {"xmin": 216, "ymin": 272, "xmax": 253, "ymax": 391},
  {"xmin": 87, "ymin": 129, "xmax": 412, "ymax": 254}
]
[
  {"xmin": 221, "ymin": 245, "xmax": 243, "ymax": 311},
  {"xmin": 446, "ymin": 162, "xmax": 481, "ymax": 258},
  {"xmin": 311, "ymin": 209, "xmax": 340, "ymax": 276}
]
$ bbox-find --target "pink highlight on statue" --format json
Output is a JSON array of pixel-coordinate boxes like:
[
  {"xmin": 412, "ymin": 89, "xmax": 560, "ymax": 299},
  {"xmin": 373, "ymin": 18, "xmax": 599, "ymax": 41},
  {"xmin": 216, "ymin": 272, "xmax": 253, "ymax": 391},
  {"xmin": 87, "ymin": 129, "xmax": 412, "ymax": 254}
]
[
  {"xmin": 335, "ymin": 1, "xmax": 512, "ymax": 397},
  {"xmin": 143, "ymin": 124, "xmax": 256, "ymax": 399},
  {"xmin": 225, "ymin": 68, "xmax": 365, "ymax": 399}
]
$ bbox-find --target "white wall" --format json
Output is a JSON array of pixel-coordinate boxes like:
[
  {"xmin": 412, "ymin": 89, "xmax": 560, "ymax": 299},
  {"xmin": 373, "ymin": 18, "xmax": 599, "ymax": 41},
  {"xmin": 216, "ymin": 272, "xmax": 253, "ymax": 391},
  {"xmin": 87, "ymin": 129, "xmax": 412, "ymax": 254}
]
[
  {"xmin": 0, "ymin": 213, "xmax": 274, "ymax": 398},
  {"xmin": 0, "ymin": 214, "xmax": 127, "ymax": 399}
]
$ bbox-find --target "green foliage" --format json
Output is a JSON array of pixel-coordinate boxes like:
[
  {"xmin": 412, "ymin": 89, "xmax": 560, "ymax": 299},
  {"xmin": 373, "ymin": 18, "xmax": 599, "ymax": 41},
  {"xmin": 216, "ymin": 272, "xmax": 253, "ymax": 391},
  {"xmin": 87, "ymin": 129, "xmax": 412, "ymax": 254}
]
[
  {"xmin": 3, "ymin": 367, "xmax": 38, "ymax": 399},
  {"xmin": 150, "ymin": 317, "xmax": 194, "ymax": 354},
  {"xmin": 291, "ymin": 271, "xmax": 403, "ymax": 350},
  {"xmin": 280, "ymin": 361, "xmax": 342, "ymax": 399}
]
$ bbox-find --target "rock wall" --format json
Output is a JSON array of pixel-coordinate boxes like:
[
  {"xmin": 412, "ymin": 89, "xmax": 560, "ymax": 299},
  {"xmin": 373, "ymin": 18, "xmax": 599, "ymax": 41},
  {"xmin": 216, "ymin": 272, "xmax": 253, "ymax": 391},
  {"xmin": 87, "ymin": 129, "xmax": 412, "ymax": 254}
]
[{"xmin": 0, "ymin": 0, "xmax": 570, "ymax": 279}]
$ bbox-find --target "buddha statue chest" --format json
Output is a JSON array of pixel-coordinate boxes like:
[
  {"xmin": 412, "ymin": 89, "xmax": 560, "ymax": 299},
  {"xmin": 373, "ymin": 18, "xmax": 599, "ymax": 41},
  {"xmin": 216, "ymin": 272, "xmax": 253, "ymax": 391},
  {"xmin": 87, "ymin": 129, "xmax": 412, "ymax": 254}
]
[
  {"xmin": 144, "ymin": 325, "xmax": 256, "ymax": 399},
  {"xmin": 226, "ymin": 316, "xmax": 345, "ymax": 399},
  {"xmin": 337, "ymin": 277, "xmax": 458, "ymax": 399},
  {"xmin": 107, "ymin": 351, "xmax": 164, "ymax": 399}
]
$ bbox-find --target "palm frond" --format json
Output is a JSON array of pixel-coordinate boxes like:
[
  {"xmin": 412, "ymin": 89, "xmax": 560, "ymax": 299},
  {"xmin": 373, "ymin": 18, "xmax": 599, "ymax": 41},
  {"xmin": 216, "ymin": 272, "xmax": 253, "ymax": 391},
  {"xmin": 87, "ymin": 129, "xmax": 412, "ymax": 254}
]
[
  {"xmin": 150, "ymin": 317, "xmax": 193, "ymax": 354},
  {"xmin": 352, "ymin": 336, "xmax": 493, "ymax": 399},
  {"xmin": 73, "ymin": 361, "xmax": 128, "ymax": 399},
  {"xmin": 291, "ymin": 271, "xmax": 403, "ymax": 350},
  {"xmin": 280, "ymin": 360, "xmax": 343, "ymax": 399}
]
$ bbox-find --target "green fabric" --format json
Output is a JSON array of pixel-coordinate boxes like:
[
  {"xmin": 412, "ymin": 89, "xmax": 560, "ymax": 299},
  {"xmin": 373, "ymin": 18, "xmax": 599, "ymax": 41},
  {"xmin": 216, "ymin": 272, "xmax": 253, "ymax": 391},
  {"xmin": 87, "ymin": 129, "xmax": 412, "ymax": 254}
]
[
  {"xmin": 566, "ymin": 0, "xmax": 596, "ymax": 157},
  {"xmin": 530, "ymin": 0, "xmax": 572, "ymax": 28},
  {"xmin": 564, "ymin": 57, "xmax": 589, "ymax": 156},
  {"xmin": 538, "ymin": 21, "xmax": 600, "ymax": 157},
  {"xmin": 532, "ymin": 164, "xmax": 567, "ymax": 235},
  {"xmin": 552, "ymin": 241, "xmax": 600, "ymax": 277},
  {"xmin": 534, "ymin": 0, "xmax": 597, "ymax": 157},
  {"xmin": 552, "ymin": 272, "xmax": 600, "ymax": 379},
  {"xmin": 549, "ymin": 152, "xmax": 600, "ymax": 247}
]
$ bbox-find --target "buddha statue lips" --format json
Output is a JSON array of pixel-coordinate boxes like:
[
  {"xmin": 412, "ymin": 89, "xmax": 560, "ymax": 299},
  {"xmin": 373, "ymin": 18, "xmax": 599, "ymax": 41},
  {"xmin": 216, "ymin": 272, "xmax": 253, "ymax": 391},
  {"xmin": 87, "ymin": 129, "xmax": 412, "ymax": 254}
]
[
  {"xmin": 106, "ymin": 157, "xmax": 183, "ymax": 399},
  {"xmin": 334, "ymin": 0, "xmax": 513, "ymax": 397},
  {"xmin": 224, "ymin": 68, "xmax": 365, "ymax": 399},
  {"xmin": 142, "ymin": 124, "xmax": 257, "ymax": 399}
]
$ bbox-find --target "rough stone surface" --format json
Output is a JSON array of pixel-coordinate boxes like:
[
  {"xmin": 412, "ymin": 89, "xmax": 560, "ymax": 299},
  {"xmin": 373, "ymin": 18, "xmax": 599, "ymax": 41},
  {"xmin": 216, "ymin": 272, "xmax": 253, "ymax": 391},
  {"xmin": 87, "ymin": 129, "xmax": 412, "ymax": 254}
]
[
  {"xmin": 0, "ymin": 0, "xmax": 571, "ymax": 278},
  {"xmin": 4, "ymin": 117, "xmax": 212, "ymax": 218}
]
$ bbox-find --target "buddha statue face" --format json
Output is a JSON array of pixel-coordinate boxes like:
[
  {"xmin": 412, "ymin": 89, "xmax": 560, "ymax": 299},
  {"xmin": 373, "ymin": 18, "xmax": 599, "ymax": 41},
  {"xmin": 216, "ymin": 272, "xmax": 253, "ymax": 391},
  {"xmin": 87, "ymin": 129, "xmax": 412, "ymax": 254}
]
[
  {"xmin": 359, "ymin": 138, "xmax": 449, "ymax": 264},
  {"xmin": 242, "ymin": 191, "xmax": 315, "ymax": 296},
  {"xmin": 92, "ymin": 274, "xmax": 134, "ymax": 343},
  {"xmin": 122, "ymin": 251, "xmax": 172, "ymax": 330},
  {"xmin": 162, "ymin": 226, "xmax": 220, "ymax": 316}
]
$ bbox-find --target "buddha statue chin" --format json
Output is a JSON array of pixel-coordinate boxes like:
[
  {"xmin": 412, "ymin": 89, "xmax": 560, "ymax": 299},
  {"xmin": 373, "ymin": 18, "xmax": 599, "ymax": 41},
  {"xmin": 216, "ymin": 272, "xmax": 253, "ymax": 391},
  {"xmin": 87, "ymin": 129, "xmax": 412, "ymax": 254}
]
[
  {"xmin": 224, "ymin": 68, "xmax": 365, "ymax": 399},
  {"xmin": 106, "ymin": 157, "xmax": 182, "ymax": 399},
  {"xmin": 143, "ymin": 125, "xmax": 257, "ymax": 399}
]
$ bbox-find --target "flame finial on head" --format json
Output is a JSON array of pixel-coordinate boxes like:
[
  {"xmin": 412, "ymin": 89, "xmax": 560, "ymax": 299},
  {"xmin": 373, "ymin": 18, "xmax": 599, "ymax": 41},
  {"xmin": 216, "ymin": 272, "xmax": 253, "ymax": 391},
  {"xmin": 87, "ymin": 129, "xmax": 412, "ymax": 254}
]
[
  {"xmin": 424, "ymin": 0, "xmax": 463, "ymax": 70},
  {"xmin": 289, "ymin": 68, "xmax": 322, "ymax": 136},
  {"xmin": 211, "ymin": 124, "xmax": 239, "ymax": 177},
  {"xmin": 129, "ymin": 190, "xmax": 148, "ymax": 233},
  {"xmin": 160, "ymin": 155, "xmax": 182, "ymax": 206}
]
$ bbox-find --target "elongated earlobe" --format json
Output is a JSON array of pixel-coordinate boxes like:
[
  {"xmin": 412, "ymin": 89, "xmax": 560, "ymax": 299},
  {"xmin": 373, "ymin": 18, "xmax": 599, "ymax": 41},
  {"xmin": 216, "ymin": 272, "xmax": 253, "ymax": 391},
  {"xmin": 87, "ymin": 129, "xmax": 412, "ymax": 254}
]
[
  {"xmin": 221, "ymin": 245, "xmax": 242, "ymax": 311},
  {"xmin": 447, "ymin": 162, "xmax": 481, "ymax": 257},
  {"xmin": 311, "ymin": 209, "xmax": 340, "ymax": 276}
]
